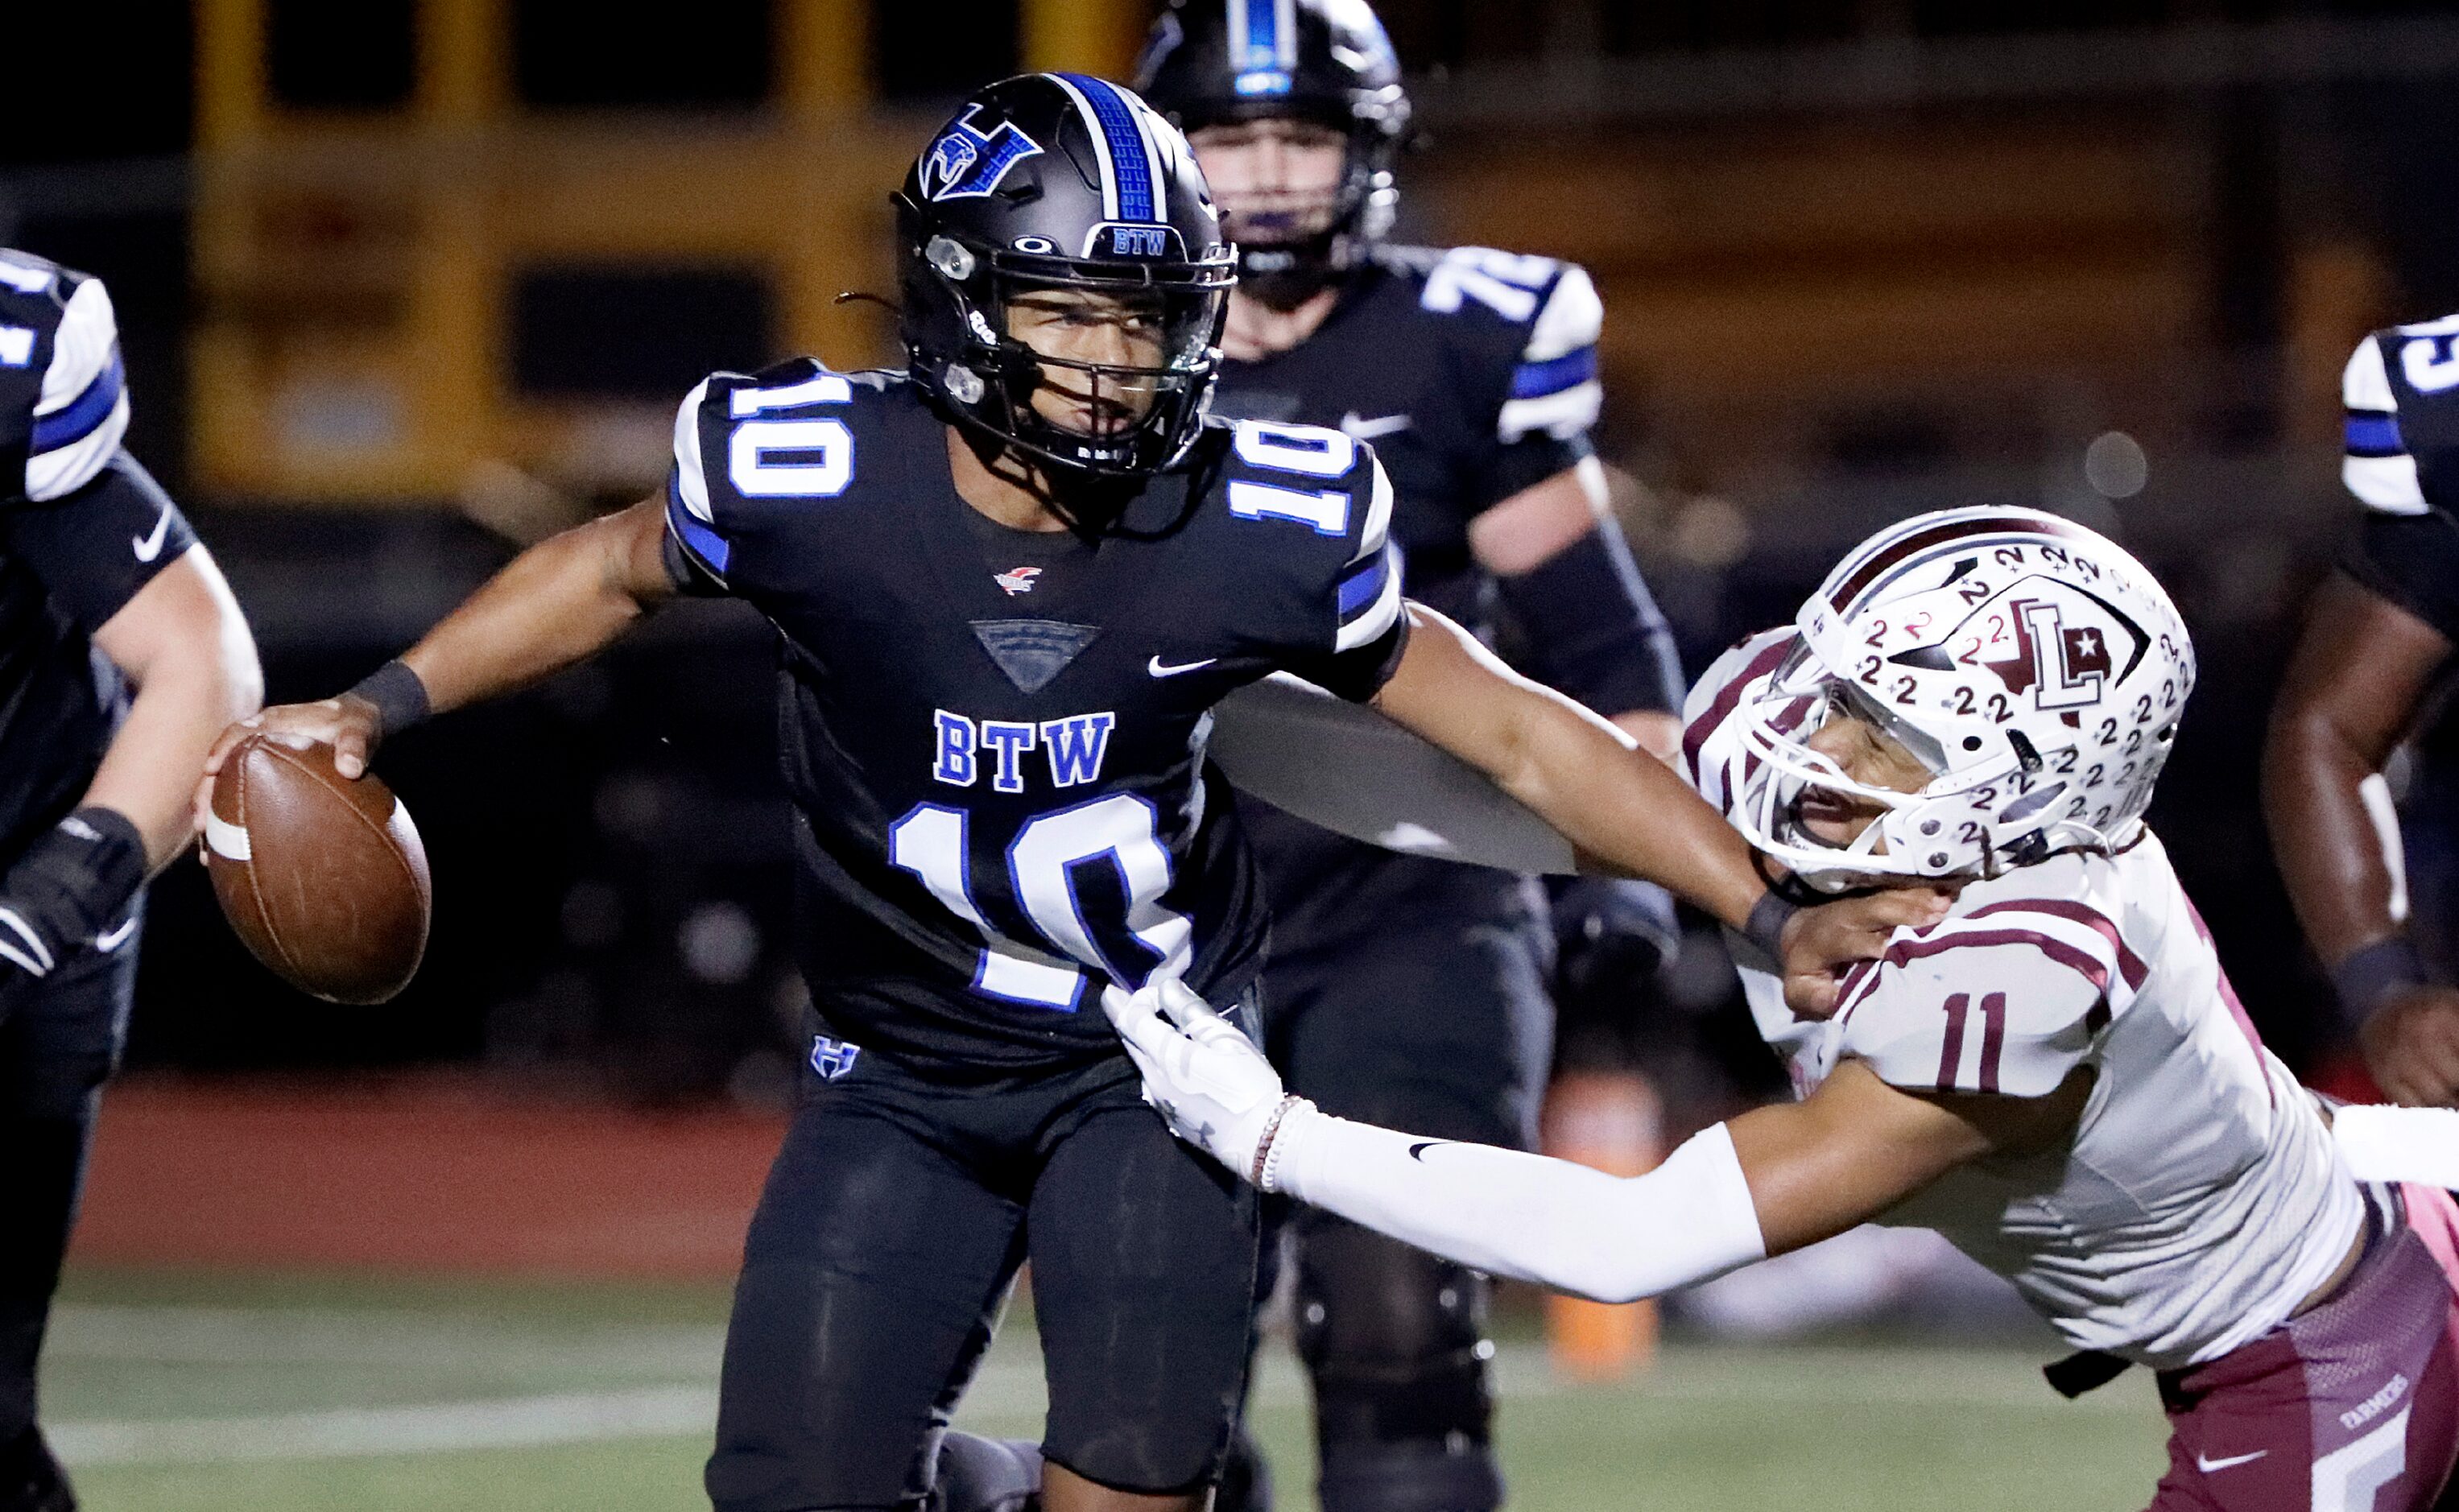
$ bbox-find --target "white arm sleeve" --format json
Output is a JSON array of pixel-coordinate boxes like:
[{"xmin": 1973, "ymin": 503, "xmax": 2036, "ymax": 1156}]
[
  {"xmin": 1273, "ymin": 1113, "xmax": 1768, "ymax": 1303},
  {"xmin": 1207, "ymin": 672, "xmax": 1578, "ymax": 874},
  {"xmin": 2333, "ymin": 1102, "xmax": 2459, "ymax": 1189}
]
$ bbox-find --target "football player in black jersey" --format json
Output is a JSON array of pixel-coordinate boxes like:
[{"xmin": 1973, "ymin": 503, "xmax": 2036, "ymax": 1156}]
[
  {"xmin": 213, "ymin": 75, "xmax": 1935, "ymax": 1512},
  {"xmin": 0, "ymin": 251, "xmax": 262, "ymax": 1511},
  {"xmin": 2267, "ymin": 316, "xmax": 2459, "ymax": 1109},
  {"xmin": 1135, "ymin": 7, "xmax": 1683, "ymax": 1510}
]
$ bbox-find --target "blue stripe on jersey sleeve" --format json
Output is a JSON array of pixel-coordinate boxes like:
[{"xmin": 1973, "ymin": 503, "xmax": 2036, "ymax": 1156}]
[
  {"xmin": 1511, "ymin": 346, "xmax": 1597, "ymax": 401},
  {"xmin": 2346, "ymin": 411, "xmax": 2406, "ymax": 459},
  {"xmin": 667, "ymin": 473, "xmax": 730, "ymax": 574},
  {"xmin": 1336, "ymin": 544, "xmax": 1391, "ymax": 618},
  {"xmin": 30, "ymin": 349, "xmax": 123, "ymax": 452}
]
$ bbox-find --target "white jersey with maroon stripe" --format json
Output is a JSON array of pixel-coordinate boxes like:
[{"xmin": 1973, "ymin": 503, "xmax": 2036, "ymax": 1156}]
[{"xmin": 1687, "ymin": 628, "xmax": 2365, "ymax": 1370}]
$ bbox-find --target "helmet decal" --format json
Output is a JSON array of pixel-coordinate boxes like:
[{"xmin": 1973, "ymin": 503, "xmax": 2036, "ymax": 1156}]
[
  {"xmin": 1230, "ymin": 0, "xmax": 1299, "ymax": 95},
  {"xmin": 1052, "ymin": 73, "xmax": 1168, "ymax": 223},
  {"xmin": 920, "ymin": 105, "xmax": 1045, "ymax": 202}
]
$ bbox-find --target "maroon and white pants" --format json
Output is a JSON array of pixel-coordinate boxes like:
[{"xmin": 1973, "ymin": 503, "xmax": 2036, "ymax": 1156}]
[{"xmin": 2148, "ymin": 1184, "xmax": 2459, "ymax": 1511}]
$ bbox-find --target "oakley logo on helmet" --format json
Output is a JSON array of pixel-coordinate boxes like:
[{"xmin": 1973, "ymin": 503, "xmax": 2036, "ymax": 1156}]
[{"xmin": 920, "ymin": 105, "xmax": 1044, "ymax": 201}]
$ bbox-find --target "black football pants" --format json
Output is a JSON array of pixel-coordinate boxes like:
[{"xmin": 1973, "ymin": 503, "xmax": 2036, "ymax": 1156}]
[
  {"xmin": 0, "ymin": 906, "xmax": 138, "ymax": 1445},
  {"xmin": 705, "ymin": 1039, "xmax": 1259, "ymax": 1512}
]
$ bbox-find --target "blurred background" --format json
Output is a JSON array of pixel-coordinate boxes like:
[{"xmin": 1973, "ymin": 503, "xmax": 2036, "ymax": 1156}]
[{"xmin": 10, "ymin": 2, "xmax": 2459, "ymax": 1508}]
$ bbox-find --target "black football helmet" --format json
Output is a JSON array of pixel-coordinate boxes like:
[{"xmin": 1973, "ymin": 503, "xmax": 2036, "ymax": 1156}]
[
  {"xmin": 1134, "ymin": 0, "xmax": 1408, "ymax": 305},
  {"xmin": 895, "ymin": 73, "xmax": 1235, "ymax": 488}
]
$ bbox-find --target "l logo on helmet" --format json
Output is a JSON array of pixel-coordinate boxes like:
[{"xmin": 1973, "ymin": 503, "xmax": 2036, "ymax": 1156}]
[
  {"xmin": 1981, "ymin": 599, "xmax": 2113, "ymax": 710},
  {"xmin": 920, "ymin": 105, "xmax": 1044, "ymax": 201}
]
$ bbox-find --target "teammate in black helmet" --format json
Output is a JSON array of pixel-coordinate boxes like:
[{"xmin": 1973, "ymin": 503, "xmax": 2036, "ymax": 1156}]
[
  {"xmin": 217, "ymin": 74, "xmax": 1918, "ymax": 1512},
  {"xmin": 1140, "ymin": 9, "xmax": 1689, "ymax": 1512}
]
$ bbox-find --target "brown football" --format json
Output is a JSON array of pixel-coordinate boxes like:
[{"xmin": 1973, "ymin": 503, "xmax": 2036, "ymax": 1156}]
[{"xmin": 203, "ymin": 733, "xmax": 432, "ymax": 1004}]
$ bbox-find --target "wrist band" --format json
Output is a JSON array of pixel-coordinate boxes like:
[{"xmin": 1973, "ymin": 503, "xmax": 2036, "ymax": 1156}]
[
  {"xmin": 347, "ymin": 659, "xmax": 431, "ymax": 742},
  {"xmin": 1741, "ymin": 891, "xmax": 1799, "ymax": 962},
  {"xmin": 2330, "ymin": 936, "xmax": 2429, "ymax": 1025},
  {"xmin": 1250, "ymin": 1094, "xmax": 1306, "ymax": 1192}
]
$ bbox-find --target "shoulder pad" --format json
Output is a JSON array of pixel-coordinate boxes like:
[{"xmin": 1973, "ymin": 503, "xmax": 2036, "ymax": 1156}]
[
  {"xmin": 11, "ymin": 262, "xmax": 128, "ymax": 503},
  {"xmin": 2347, "ymin": 316, "xmax": 2459, "ymax": 518},
  {"xmin": 1214, "ymin": 417, "xmax": 1400, "ymax": 653},
  {"xmin": 667, "ymin": 358, "xmax": 869, "ymax": 580},
  {"xmin": 1835, "ymin": 885, "xmax": 2131, "ymax": 1097}
]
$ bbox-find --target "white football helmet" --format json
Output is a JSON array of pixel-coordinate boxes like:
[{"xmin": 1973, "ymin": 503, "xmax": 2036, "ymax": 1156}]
[{"xmin": 1731, "ymin": 506, "xmax": 2195, "ymax": 886}]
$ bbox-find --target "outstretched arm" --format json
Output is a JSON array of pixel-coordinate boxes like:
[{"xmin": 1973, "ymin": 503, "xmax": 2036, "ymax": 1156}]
[
  {"xmin": 202, "ymin": 497, "xmax": 674, "ymax": 784},
  {"xmin": 1371, "ymin": 603, "xmax": 1944, "ymax": 1010},
  {"xmin": 1108, "ymin": 981, "xmax": 2084, "ymax": 1303}
]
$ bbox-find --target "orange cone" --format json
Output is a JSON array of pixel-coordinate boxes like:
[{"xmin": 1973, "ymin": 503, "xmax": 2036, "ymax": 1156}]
[{"xmin": 1539, "ymin": 1070, "xmax": 1663, "ymax": 1380}]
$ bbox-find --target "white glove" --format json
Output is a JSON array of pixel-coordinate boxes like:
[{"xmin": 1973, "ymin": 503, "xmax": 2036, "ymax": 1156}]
[{"xmin": 1103, "ymin": 978, "xmax": 1304, "ymax": 1184}]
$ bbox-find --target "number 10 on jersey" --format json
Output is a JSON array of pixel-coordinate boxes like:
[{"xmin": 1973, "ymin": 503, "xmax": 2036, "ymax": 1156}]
[{"xmin": 888, "ymin": 796, "xmax": 1191, "ymax": 1011}]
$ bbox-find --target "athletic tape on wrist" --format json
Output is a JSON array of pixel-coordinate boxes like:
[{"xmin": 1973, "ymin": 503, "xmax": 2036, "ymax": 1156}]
[
  {"xmin": 348, "ymin": 659, "xmax": 431, "ymax": 742},
  {"xmin": 2331, "ymin": 936, "xmax": 2429, "ymax": 1026},
  {"xmin": 1741, "ymin": 890, "xmax": 1799, "ymax": 962}
]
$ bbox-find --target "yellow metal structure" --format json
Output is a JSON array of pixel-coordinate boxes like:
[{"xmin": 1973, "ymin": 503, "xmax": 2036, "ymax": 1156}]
[{"xmin": 192, "ymin": 0, "xmax": 1130, "ymax": 506}]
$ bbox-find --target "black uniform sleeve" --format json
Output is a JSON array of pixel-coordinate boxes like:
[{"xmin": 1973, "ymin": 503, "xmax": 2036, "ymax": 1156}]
[
  {"xmin": 1, "ymin": 450, "xmax": 198, "ymax": 633},
  {"xmin": 661, "ymin": 358, "xmax": 854, "ymax": 598},
  {"xmin": 1473, "ymin": 258, "xmax": 1604, "ymax": 511},
  {"xmin": 1221, "ymin": 423, "xmax": 1410, "ymax": 702},
  {"xmin": 2339, "ymin": 320, "xmax": 2459, "ymax": 639}
]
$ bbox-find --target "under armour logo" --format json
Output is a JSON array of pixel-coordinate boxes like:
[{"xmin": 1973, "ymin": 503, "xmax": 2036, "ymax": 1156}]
[
  {"xmin": 920, "ymin": 106, "xmax": 1044, "ymax": 201},
  {"xmin": 810, "ymin": 1036, "xmax": 862, "ymax": 1080}
]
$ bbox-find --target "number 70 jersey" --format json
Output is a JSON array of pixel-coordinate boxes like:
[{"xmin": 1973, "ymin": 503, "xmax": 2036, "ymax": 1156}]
[{"xmin": 663, "ymin": 362, "xmax": 1408, "ymax": 1072}]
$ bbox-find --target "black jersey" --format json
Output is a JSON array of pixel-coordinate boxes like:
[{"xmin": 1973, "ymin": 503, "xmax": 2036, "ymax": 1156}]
[
  {"xmin": 663, "ymin": 361, "xmax": 1405, "ymax": 1072},
  {"xmin": 0, "ymin": 250, "xmax": 196, "ymax": 861},
  {"xmin": 1211, "ymin": 245, "xmax": 1606, "ymax": 947},
  {"xmin": 2341, "ymin": 316, "xmax": 2459, "ymax": 638}
]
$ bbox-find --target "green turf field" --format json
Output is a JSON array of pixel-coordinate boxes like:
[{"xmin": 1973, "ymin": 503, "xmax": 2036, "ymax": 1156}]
[{"xmin": 44, "ymin": 1268, "xmax": 2170, "ymax": 1510}]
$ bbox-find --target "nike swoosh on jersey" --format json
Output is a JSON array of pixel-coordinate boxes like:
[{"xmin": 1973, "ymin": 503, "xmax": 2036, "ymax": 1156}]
[
  {"xmin": 1407, "ymin": 1140, "xmax": 1450, "ymax": 1162},
  {"xmin": 1148, "ymin": 655, "xmax": 1217, "ymax": 678},
  {"xmin": 2195, "ymin": 1451, "xmax": 2267, "ymax": 1473},
  {"xmin": 94, "ymin": 916, "xmax": 139, "ymax": 952},
  {"xmin": 1340, "ymin": 412, "xmax": 1412, "ymax": 440},
  {"xmin": 133, "ymin": 506, "xmax": 172, "ymax": 562}
]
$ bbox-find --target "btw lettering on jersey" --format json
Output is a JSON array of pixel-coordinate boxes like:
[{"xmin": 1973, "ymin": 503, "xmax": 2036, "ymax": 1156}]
[{"xmin": 933, "ymin": 709, "xmax": 1117, "ymax": 791}]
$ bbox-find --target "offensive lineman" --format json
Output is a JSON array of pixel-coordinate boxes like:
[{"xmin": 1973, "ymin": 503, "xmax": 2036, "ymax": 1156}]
[
  {"xmin": 1117, "ymin": 507, "xmax": 2459, "ymax": 1511},
  {"xmin": 0, "ymin": 251, "xmax": 262, "ymax": 1511},
  {"xmin": 208, "ymin": 77, "xmax": 1920, "ymax": 1512},
  {"xmin": 1135, "ymin": 9, "xmax": 1684, "ymax": 1510},
  {"xmin": 2267, "ymin": 315, "xmax": 2459, "ymax": 1109}
]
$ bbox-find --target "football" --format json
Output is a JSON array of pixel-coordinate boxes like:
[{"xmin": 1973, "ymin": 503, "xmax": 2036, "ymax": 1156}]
[{"xmin": 202, "ymin": 733, "xmax": 432, "ymax": 1004}]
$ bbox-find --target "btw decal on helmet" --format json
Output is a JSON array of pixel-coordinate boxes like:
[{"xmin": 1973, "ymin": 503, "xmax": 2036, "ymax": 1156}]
[{"xmin": 1732, "ymin": 507, "xmax": 2196, "ymax": 886}]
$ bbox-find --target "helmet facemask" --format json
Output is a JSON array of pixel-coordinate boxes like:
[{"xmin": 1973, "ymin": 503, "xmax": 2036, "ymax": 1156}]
[
  {"xmin": 907, "ymin": 224, "xmax": 1234, "ymax": 493},
  {"xmin": 1184, "ymin": 114, "xmax": 1395, "ymax": 308}
]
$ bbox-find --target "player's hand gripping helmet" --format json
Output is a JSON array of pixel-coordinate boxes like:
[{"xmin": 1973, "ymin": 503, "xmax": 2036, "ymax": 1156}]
[
  {"xmin": 1732, "ymin": 507, "xmax": 2196, "ymax": 889},
  {"xmin": 1134, "ymin": 0, "xmax": 1408, "ymax": 305},
  {"xmin": 895, "ymin": 73, "xmax": 1236, "ymax": 485}
]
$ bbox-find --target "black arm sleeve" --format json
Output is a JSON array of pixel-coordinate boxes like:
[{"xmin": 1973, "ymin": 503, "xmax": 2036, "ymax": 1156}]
[
  {"xmin": 1, "ymin": 450, "xmax": 198, "ymax": 633},
  {"xmin": 1491, "ymin": 517, "xmax": 1684, "ymax": 716},
  {"xmin": 2341, "ymin": 509, "xmax": 2459, "ymax": 644}
]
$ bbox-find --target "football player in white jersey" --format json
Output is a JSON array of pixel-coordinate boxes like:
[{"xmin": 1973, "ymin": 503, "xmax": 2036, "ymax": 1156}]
[{"xmin": 1114, "ymin": 507, "xmax": 2459, "ymax": 1511}]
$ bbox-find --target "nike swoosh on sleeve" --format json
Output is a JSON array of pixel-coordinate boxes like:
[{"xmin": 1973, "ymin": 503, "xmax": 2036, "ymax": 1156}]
[
  {"xmin": 1407, "ymin": 1141, "xmax": 1451, "ymax": 1162},
  {"xmin": 1148, "ymin": 655, "xmax": 1217, "ymax": 678},
  {"xmin": 2195, "ymin": 1451, "xmax": 2267, "ymax": 1473},
  {"xmin": 133, "ymin": 506, "xmax": 172, "ymax": 562}
]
